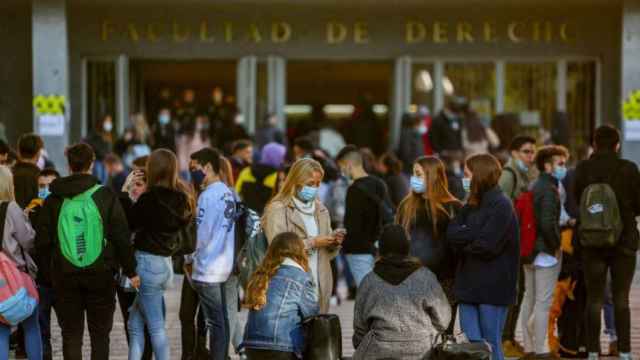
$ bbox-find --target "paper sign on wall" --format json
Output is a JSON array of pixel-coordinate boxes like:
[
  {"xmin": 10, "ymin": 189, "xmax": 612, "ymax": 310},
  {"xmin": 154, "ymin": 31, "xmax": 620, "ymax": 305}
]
[{"xmin": 38, "ymin": 115, "xmax": 65, "ymax": 136}]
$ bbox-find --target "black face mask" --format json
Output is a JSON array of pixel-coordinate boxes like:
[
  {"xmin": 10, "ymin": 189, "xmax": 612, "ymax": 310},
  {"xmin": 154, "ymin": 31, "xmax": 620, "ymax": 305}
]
[{"xmin": 190, "ymin": 169, "xmax": 206, "ymax": 188}]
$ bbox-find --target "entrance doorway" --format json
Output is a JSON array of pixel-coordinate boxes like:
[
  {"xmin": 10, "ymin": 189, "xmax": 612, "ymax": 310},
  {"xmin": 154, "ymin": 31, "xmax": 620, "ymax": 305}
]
[{"xmin": 286, "ymin": 61, "xmax": 393, "ymax": 155}]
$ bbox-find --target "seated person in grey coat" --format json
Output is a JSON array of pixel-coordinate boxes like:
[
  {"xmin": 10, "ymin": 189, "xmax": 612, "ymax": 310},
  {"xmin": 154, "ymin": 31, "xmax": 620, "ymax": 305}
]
[{"xmin": 353, "ymin": 224, "xmax": 452, "ymax": 360}]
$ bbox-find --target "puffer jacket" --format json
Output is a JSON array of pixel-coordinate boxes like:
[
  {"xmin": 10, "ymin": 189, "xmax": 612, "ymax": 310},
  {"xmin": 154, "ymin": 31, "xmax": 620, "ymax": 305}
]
[{"xmin": 528, "ymin": 173, "xmax": 561, "ymax": 263}]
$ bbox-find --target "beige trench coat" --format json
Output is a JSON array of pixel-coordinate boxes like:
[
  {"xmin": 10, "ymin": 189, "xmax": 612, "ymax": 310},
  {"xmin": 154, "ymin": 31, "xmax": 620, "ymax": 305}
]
[{"xmin": 262, "ymin": 197, "xmax": 338, "ymax": 313}]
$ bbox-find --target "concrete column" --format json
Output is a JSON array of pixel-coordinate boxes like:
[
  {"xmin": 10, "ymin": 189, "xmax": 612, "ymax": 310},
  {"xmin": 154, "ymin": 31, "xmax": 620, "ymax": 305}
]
[
  {"xmin": 32, "ymin": 0, "xmax": 69, "ymax": 171},
  {"xmin": 267, "ymin": 56, "xmax": 287, "ymax": 131},
  {"xmin": 434, "ymin": 61, "xmax": 445, "ymax": 113},
  {"xmin": 556, "ymin": 60, "xmax": 567, "ymax": 112},
  {"xmin": 622, "ymin": 0, "xmax": 640, "ymax": 164},
  {"xmin": 495, "ymin": 60, "xmax": 505, "ymax": 114},
  {"xmin": 390, "ymin": 56, "xmax": 411, "ymax": 151},
  {"xmin": 236, "ymin": 56, "xmax": 257, "ymax": 135}
]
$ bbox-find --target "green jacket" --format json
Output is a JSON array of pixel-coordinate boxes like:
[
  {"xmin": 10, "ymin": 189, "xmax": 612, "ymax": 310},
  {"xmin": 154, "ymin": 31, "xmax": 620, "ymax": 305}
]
[
  {"xmin": 498, "ymin": 158, "xmax": 531, "ymax": 200},
  {"xmin": 531, "ymin": 173, "xmax": 561, "ymax": 261}
]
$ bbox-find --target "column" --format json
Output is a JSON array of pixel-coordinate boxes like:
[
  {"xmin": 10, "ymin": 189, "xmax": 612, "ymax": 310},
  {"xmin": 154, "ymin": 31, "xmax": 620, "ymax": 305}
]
[
  {"xmin": 267, "ymin": 56, "xmax": 287, "ymax": 130},
  {"xmin": 495, "ymin": 60, "xmax": 505, "ymax": 114},
  {"xmin": 116, "ymin": 55, "xmax": 129, "ymax": 133},
  {"xmin": 434, "ymin": 61, "xmax": 445, "ymax": 113},
  {"xmin": 390, "ymin": 56, "xmax": 411, "ymax": 151},
  {"xmin": 622, "ymin": 0, "xmax": 640, "ymax": 163},
  {"xmin": 237, "ymin": 56, "xmax": 257, "ymax": 135},
  {"xmin": 32, "ymin": 0, "xmax": 69, "ymax": 171},
  {"xmin": 556, "ymin": 60, "xmax": 567, "ymax": 112}
]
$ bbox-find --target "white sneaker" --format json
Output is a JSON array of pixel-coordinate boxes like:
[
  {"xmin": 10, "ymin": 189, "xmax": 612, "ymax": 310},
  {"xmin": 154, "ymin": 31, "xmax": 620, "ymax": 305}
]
[
  {"xmin": 588, "ymin": 352, "xmax": 598, "ymax": 360},
  {"xmin": 620, "ymin": 352, "xmax": 632, "ymax": 360}
]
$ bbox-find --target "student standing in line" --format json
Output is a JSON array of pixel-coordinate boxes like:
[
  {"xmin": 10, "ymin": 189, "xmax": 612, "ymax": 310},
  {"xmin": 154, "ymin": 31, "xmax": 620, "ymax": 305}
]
[{"xmin": 447, "ymin": 154, "xmax": 519, "ymax": 360}]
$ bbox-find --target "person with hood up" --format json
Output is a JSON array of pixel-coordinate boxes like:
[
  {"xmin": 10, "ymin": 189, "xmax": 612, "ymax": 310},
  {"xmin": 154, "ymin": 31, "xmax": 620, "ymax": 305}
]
[
  {"xmin": 353, "ymin": 224, "xmax": 451, "ymax": 360},
  {"xmin": 236, "ymin": 142, "xmax": 286, "ymax": 214}
]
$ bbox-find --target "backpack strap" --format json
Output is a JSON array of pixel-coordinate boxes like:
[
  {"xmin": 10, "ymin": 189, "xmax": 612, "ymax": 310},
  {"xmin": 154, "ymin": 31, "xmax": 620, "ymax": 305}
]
[
  {"xmin": 76, "ymin": 184, "xmax": 102, "ymax": 200},
  {"xmin": 0, "ymin": 201, "xmax": 9, "ymax": 252}
]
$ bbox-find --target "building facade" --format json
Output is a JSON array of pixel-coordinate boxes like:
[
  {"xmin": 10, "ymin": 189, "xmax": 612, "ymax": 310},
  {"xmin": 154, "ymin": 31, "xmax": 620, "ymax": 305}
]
[{"xmin": 2, "ymin": 0, "xmax": 640, "ymax": 168}]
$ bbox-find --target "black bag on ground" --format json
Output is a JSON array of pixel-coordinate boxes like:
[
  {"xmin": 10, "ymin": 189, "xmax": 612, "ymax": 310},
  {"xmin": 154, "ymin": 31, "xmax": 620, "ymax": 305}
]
[
  {"xmin": 303, "ymin": 314, "xmax": 342, "ymax": 360},
  {"xmin": 429, "ymin": 334, "xmax": 492, "ymax": 360}
]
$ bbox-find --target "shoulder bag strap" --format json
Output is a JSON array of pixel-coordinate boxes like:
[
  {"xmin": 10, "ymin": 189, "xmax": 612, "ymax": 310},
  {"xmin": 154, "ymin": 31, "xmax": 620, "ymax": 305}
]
[
  {"xmin": 0, "ymin": 201, "xmax": 9, "ymax": 252},
  {"xmin": 503, "ymin": 167, "xmax": 518, "ymax": 199}
]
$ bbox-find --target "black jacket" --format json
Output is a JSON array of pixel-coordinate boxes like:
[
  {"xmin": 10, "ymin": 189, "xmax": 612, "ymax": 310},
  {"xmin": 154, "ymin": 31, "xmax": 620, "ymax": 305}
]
[
  {"xmin": 12, "ymin": 161, "xmax": 40, "ymax": 209},
  {"xmin": 447, "ymin": 187, "xmax": 519, "ymax": 306},
  {"xmin": 384, "ymin": 174, "xmax": 409, "ymax": 208},
  {"xmin": 397, "ymin": 128, "xmax": 424, "ymax": 173},
  {"xmin": 84, "ymin": 132, "xmax": 112, "ymax": 161},
  {"xmin": 429, "ymin": 111, "xmax": 463, "ymax": 154},
  {"xmin": 34, "ymin": 174, "xmax": 136, "ymax": 285},
  {"xmin": 529, "ymin": 173, "xmax": 561, "ymax": 263},
  {"xmin": 574, "ymin": 151, "xmax": 640, "ymax": 252},
  {"xmin": 408, "ymin": 201, "xmax": 460, "ymax": 281},
  {"xmin": 343, "ymin": 176, "xmax": 392, "ymax": 255},
  {"xmin": 120, "ymin": 186, "xmax": 192, "ymax": 257}
]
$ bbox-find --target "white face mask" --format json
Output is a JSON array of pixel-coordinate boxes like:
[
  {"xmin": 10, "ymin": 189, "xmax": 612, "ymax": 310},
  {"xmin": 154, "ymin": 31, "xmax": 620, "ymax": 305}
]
[{"xmin": 103, "ymin": 122, "xmax": 113, "ymax": 132}]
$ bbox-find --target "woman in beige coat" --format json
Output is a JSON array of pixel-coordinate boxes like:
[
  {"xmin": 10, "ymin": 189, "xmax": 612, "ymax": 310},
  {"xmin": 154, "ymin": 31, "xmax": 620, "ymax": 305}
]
[{"xmin": 262, "ymin": 158, "xmax": 343, "ymax": 313}]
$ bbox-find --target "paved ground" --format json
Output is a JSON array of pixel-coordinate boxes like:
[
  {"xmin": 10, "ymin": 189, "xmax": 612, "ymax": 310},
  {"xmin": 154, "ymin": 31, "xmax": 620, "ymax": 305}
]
[{"xmin": 9, "ymin": 272, "xmax": 640, "ymax": 359}]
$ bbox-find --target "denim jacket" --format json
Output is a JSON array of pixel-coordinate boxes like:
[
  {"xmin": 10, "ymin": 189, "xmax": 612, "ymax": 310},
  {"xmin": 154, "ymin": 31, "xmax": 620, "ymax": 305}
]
[{"xmin": 242, "ymin": 261, "xmax": 320, "ymax": 356}]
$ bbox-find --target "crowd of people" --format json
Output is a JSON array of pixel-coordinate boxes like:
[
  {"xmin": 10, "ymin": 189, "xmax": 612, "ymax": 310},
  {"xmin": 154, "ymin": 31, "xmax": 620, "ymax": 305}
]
[{"xmin": 0, "ymin": 92, "xmax": 638, "ymax": 360}]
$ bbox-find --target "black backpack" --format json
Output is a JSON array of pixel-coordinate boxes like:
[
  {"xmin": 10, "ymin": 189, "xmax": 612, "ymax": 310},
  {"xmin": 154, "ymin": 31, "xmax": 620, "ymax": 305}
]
[{"xmin": 303, "ymin": 314, "xmax": 342, "ymax": 360}]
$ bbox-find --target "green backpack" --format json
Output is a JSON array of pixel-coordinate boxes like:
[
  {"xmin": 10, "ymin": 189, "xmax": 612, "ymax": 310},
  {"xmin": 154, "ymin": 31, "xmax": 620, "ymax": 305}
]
[
  {"xmin": 57, "ymin": 184, "xmax": 106, "ymax": 268},
  {"xmin": 579, "ymin": 182, "xmax": 623, "ymax": 248}
]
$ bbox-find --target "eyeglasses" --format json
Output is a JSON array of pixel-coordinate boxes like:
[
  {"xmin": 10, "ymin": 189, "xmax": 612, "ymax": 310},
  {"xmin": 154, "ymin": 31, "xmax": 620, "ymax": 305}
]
[{"xmin": 520, "ymin": 149, "xmax": 535, "ymax": 155}]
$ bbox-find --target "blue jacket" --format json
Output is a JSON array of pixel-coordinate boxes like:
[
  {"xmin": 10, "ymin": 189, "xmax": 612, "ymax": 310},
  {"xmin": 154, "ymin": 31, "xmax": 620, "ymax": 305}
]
[
  {"xmin": 446, "ymin": 187, "xmax": 520, "ymax": 306},
  {"xmin": 242, "ymin": 263, "xmax": 319, "ymax": 356}
]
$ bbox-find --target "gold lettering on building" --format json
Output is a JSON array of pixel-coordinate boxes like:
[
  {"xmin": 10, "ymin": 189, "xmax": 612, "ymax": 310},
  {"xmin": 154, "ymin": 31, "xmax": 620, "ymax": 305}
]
[
  {"xmin": 247, "ymin": 23, "xmax": 262, "ymax": 43},
  {"xmin": 433, "ymin": 22, "xmax": 448, "ymax": 43},
  {"xmin": 173, "ymin": 21, "xmax": 190, "ymax": 43},
  {"xmin": 101, "ymin": 20, "xmax": 114, "ymax": 41},
  {"xmin": 456, "ymin": 22, "xmax": 473, "ymax": 43},
  {"xmin": 406, "ymin": 21, "xmax": 427, "ymax": 44},
  {"xmin": 327, "ymin": 22, "xmax": 348, "ymax": 44},
  {"xmin": 507, "ymin": 22, "xmax": 524, "ymax": 43},
  {"xmin": 224, "ymin": 22, "xmax": 233, "ymax": 43},
  {"xmin": 200, "ymin": 20, "xmax": 214, "ymax": 42},
  {"xmin": 128, "ymin": 23, "xmax": 140, "ymax": 42},
  {"xmin": 272, "ymin": 22, "xmax": 292, "ymax": 43},
  {"xmin": 147, "ymin": 23, "xmax": 160, "ymax": 42},
  {"xmin": 354, "ymin": 22, "xmax": 370, "ymax": 44},
  {"xmin": 559, "ymin": 23, "xmax": 573, "ymax": 43},
  {"xmin": 483, "ymin": 21, "xmax": 498, "ymax": 43}
]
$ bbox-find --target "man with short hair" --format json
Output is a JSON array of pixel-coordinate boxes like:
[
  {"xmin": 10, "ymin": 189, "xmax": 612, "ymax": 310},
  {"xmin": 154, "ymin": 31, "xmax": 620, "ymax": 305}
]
[
  {"xmin": 574, "ymin": 125, "xmax": 640, "ymax": 360},
  {"xmin": 230, "ymin": 139, "xmax": 253, "ymax": 181},
  {"xmin": 188, "ymin": 147, "xmax": 237, "ymax": 360},
  {"xmin": 499, "ymin": 134, "xmax": 537, "ymax": 357},
  {"xmin": 13, "ymin": 133, "xmax": 44, "ymax": 208},
  {"xmin": 337, "ymin": 145, "xmax": 393, "ymax": 287},
  {"xmin": 521, "ymin": 145, "xmax": 568, "ymax": 358},
  {"xmin": 292, "ymin": 136, "xmax": 314, "ymax": 161},
  {"xmin": 35, "ymin": 143, "xmax": 138, "ymax": 360}
]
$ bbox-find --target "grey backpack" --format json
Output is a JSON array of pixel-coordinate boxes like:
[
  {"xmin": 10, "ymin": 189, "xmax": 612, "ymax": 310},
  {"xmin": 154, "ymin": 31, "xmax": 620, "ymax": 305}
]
[{"xmin": 579, "ymin": 182, "xmax": 622, "ymax": 248}]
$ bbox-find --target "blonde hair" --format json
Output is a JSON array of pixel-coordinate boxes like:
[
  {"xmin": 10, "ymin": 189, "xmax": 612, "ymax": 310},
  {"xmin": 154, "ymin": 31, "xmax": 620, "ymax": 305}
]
[
  {"xmin": 0, "ymin": 166, "xmax": 15, "ymax": 202},
  {"xmin": 244, "ymin": 232, "xmax": 309, "ymax": 310},
  {"xmin": 269, "ymin": 158, "xmax": 324, "ymax": 205}
]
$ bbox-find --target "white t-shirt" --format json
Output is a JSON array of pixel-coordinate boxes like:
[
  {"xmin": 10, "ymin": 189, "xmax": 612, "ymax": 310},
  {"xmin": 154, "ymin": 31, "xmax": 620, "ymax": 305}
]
[{"xmin": 293, "ymin": 197, "xmax": 320, "ymax": 294}]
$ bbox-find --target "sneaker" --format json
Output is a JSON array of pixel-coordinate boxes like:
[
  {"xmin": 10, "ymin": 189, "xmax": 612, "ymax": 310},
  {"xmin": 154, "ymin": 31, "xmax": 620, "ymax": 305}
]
[
  {"xmin": 504, "ymin": 340, "xmax": 526, "ymax": 358},
  {"xmin": 609, "ymin": 341, "xmax": 619, "ymax": 356},
  {"xmin": 620, "ymin": 353, "xmax": 632, "ymax": 360},
  {"xmin": 587, "ymin": 352, "xmax": 599, "ymax": 360}
]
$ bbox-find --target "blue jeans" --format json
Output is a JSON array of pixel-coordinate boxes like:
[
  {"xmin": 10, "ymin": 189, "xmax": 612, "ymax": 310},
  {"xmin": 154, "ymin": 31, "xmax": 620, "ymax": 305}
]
[
  {"xmin": 193, "ymin": 280, "xmax": 229, "ymax": 360},
  {"xmin": 128, "ymin": 251, "xmax": 173, "ymax": 360},
  {"xmin": 38, "ymin": 285, "xmax": 56, "ymax": 358},
  {"xmin": 344, "ymin": 254, "xmax": 375, "ymax": 287},
  {"xmin": 0, "ymin": 305, "xmax": 42, "ymax": 360},
  {"xmin": 459, "ymin": 303, "xmax": 508, "ymax": 360}
]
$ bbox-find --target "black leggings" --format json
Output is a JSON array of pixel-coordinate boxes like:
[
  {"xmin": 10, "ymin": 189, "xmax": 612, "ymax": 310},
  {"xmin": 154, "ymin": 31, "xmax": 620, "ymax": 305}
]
[
  {"xmin": 583, "ymin": 248, "xmax": 636, "ymax": 353},
  {"xmin": 246, "ymin": 348, "xmax": 297, "ymax": 360}
]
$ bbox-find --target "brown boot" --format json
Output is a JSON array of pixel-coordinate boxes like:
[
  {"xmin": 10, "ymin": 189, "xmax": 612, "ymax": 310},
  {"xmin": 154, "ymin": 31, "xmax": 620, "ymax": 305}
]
[
  {"xmin": 609, "ymin": 341, "xmax": 619, "ymax": 356},
  {"xmin": 503, "ymin": 340, "xmax": 526, "ymax": 358}
]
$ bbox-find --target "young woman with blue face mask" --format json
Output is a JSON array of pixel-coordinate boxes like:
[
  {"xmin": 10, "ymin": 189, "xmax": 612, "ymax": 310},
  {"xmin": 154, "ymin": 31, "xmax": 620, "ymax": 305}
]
[
  {"xmin": 262, "ymin": 158, "xmax": 344, "ymax": 313},
  {"xmin": 396, "ymin": 156, "xmax": 461, "ymax": 332}
]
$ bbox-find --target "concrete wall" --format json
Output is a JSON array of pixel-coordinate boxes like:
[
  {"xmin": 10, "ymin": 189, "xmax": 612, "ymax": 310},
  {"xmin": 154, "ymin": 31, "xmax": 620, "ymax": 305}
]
[
  {"xmin": 65, "ymin": 3, "xmax": 622, "ymax": 142},
  {"xmin": 0, "ymin": 0, "xmax": 33, "ymax": 145}
]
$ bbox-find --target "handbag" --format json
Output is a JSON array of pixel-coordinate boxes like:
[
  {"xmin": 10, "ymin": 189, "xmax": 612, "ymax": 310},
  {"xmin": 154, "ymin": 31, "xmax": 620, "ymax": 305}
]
[
  {"xmin": 303, "ymin": 314, "xmax": 342, "ymax": 360},
  {"xmin": 429, "ymin": 333, "xmax": 492, "ymax": 360}
]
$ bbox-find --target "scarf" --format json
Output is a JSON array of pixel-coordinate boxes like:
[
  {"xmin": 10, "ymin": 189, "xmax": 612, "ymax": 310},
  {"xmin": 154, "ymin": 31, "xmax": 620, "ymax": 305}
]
[
  {"xmin": 373, "ymin": 255, "xmax": 423, "ymax": 286},
  {"xmin": 292, "ymin": 196, "xmax": 316, "ymax": 216}
]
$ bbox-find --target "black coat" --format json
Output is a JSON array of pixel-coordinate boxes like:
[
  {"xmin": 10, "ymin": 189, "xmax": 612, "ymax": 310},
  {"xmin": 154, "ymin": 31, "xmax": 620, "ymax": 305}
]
[
  {"xmin": 574, "ymin": 151, "xmax": 640, "ymax": 252},
  {"xmin": 34, "ymin": 174, "xmax": 137, "ymax": 285},
  {"xmin": 120, "ymin": 186, "xmax": 191, "ymax": 257},
  {"xmin": 384, "ymin": 174, "xmax": 409, "ymax": 208},
  {"xmin": 408, "ymin": 201, "xmax": 461, "ymax": 281},
  {"xmin": 529, "ymin": 173, "xmax": 561, "ymax": 263},
  {"xmin": 447, "ymin": 187, "xmax": 519, "ymax": 306},
  {"xmin": 397, "ymin": 128, "xmax": 425, "ymax": 173},
  {"xmin": 12, "ymin": 161, "xmax": 40, "ymax": 209},
  {"xmin": 429, "ymin": 111, "xmax": 463, "ymax": 154}
]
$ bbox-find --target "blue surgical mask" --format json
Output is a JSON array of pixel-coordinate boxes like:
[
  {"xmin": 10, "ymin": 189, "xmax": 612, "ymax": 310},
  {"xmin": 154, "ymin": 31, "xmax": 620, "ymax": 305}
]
[
  {"xmin": 298, "ymin": 185, "xmax": 318, "ymax": 203},
  {"xmin": 38, "ymin": 187, "xmax": 51, "ymax": 200},
  {"xmin": 516, "ymin": 159, "xmax": 529, "ymax": 173},
  {"xmin": 190, "ymin": 169, "xmax": 206, "ymax": 188},
  {"xmin": 462, "ymin": 177, "xmax": 472, "ymax": 193},
  {"xmin": 552, "ymin": 166, "xmax": 567, "ymax": 181},
  {"xmin": 158, "ymin": 114, "xmax": 170, "ymax": 125},
  {"xmin": 410, "ymin": 176, "xmax": 426, "ymax": 194}
]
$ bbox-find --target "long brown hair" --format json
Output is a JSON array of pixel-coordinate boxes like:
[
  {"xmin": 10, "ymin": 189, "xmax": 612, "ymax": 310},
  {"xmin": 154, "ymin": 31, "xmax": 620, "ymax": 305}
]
[
  {"xmin": 147, "ymin": 149, "xmax": 196, "ymax": 219},
  {"xmin": 397, "ymin": 156, "xmax": 460, "ymax": 236},
  {"xmin": 466, "ymin": 154, "xmax": 502, "ymax": 207},
  {"xmin": 243, "ymin": 232, "xmax": 310, "ymax": 310},
  {"xmin": 219, "ymin": 156, "xmax": 235, "ymax": 188}
]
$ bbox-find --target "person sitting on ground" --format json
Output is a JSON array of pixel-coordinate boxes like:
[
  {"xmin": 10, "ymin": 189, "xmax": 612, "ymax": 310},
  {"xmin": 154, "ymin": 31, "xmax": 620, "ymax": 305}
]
[
  {"xmin": 353, "ymin": 224, "xmax": 451, "ymax": 360},
  {"xmin": 241, "ymin": 232, "xmax": 319, "ymax": 360}
]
